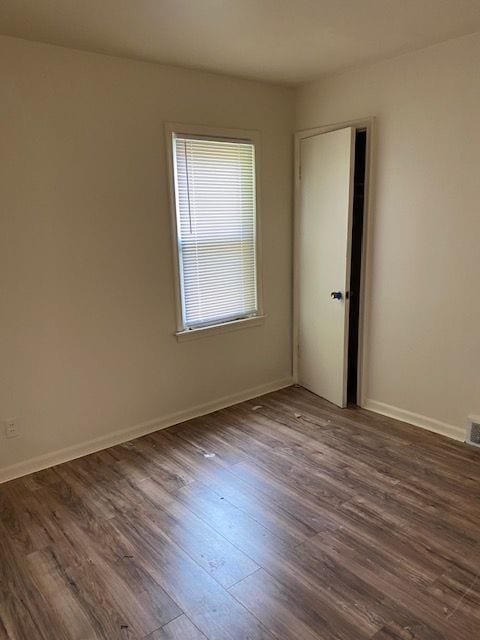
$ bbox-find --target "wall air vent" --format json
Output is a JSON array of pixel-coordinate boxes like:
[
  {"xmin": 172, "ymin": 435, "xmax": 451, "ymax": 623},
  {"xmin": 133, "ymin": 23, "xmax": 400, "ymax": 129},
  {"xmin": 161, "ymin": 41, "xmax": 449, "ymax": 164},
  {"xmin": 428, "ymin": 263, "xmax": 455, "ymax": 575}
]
[{"xmin": 465, "ymin": 415, "xmax": 480, "ymax": 448}]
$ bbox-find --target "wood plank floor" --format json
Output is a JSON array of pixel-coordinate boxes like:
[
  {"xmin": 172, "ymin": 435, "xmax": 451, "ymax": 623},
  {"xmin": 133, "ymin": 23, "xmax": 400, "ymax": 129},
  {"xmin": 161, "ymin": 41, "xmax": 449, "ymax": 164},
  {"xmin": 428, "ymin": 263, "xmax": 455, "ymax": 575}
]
[{"xmin": 1, "ymin": 386, "xmax": 480, "ymax": 639}]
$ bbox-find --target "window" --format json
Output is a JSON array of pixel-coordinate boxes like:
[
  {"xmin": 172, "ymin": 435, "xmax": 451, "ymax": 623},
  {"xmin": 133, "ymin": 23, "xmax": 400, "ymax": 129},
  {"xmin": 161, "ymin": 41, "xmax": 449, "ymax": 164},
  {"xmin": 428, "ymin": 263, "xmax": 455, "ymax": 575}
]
[{"xmin": 167, "ymin": 125, "xmax": 263, "ymax": 339}]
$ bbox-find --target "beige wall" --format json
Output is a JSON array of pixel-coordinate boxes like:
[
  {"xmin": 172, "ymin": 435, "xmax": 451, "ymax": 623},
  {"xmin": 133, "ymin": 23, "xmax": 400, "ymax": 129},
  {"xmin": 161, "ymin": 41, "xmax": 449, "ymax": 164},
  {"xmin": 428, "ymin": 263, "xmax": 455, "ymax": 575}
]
[
  {"xmin": 297, "ymin": 32, "xmax": 480, "ymax": 438},
  {"xmin": 4, "ymin": 28, "xmax": 479, "ymax": 478},
  {"xmin": 0, "ymin": 36, "xmax": 294, "ymax": 477}
]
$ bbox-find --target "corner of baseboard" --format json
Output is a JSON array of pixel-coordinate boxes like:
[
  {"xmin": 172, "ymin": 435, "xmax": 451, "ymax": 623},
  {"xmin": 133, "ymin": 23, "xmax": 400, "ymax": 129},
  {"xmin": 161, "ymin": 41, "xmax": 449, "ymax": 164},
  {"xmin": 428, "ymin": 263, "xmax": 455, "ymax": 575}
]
[
  {"xmin": 363, "ymin": 398, "xmax": 464, "ymax": 442},
  {"xmin": 0, "ymin": 376, "xmax": 294, "ymax": 484}
]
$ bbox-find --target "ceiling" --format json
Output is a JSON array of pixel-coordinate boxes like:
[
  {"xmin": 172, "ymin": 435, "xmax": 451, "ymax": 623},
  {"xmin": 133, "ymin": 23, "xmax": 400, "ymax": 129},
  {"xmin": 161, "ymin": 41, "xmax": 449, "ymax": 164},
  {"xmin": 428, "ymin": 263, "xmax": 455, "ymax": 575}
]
[{"xmin": 1, "ymin": 0, "xmax": 480, "ymax": 84}]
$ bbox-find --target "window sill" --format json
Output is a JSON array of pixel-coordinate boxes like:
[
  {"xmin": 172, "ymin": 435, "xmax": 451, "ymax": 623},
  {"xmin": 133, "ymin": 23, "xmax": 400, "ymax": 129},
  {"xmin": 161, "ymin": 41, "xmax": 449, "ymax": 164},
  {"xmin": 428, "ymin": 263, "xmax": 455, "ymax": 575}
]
[{"xmin": 175, "ymin": 315, "xmax": 266, "ymax": 342}]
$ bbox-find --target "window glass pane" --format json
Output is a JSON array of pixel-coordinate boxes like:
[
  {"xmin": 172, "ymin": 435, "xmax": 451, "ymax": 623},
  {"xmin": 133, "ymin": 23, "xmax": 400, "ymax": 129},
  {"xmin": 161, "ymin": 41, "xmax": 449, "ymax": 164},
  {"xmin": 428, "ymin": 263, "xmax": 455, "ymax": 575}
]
[{"xmin": 173, "ymin": 136, "xmax": 258, "ymax": 329}]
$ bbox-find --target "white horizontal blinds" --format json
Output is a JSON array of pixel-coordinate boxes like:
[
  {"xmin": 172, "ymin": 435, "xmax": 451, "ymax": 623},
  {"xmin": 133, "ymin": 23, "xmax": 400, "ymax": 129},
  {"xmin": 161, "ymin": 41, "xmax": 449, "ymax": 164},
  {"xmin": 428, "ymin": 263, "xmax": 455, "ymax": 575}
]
[{"xmin": 173, "ymin": 135, "xmax": 258, "ymax": 329}]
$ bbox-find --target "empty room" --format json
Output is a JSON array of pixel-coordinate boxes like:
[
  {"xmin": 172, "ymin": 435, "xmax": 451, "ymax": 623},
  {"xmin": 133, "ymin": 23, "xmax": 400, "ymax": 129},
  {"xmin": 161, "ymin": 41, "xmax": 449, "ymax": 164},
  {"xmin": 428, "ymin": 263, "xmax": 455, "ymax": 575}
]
[{"xmin": 1, "ymin": 1, "xmax": 480, "ymax": 638}]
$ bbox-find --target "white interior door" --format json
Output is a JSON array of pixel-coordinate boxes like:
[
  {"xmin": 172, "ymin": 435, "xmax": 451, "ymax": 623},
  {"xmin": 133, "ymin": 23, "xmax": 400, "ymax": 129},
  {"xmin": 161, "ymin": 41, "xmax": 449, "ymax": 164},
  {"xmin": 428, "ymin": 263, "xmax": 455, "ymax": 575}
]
[{"xmin": 297, "ymin": 127, "xmax": 355, "ymax": 408}]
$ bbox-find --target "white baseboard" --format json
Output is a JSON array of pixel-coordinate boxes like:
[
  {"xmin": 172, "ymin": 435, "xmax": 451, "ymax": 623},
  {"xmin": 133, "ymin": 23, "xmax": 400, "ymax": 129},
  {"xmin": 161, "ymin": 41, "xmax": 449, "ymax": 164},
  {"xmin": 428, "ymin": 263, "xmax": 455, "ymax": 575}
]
[
  {"xmin": 0, "ymin": 376, "xmax": 293, "ymax": 484},
  {"xmin": 364, "ymin": 398, "xmax": 464, "ymax": 442}
]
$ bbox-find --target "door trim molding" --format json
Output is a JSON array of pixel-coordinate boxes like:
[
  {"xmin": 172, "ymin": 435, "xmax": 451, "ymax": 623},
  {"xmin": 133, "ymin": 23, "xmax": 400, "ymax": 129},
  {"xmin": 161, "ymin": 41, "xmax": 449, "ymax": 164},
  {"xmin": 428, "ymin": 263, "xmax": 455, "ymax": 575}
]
[{"xmin": 293, "ymin": 117, "xmax": 376, "ymax": 408}]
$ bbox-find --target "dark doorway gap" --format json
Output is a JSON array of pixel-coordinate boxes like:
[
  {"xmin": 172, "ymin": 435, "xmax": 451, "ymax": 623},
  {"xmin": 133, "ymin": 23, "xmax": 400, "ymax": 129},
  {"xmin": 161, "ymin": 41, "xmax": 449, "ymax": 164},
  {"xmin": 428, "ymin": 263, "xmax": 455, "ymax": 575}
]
[{"xmin": 347, "ymin": 129, "xmax": 367, "ymax": 405}]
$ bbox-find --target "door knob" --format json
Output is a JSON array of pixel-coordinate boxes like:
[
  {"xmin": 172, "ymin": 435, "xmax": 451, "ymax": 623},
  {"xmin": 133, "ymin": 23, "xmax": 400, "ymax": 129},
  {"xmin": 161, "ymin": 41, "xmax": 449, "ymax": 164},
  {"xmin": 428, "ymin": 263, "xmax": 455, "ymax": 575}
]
[{"xmin": 330, "ymin": 291, "xmax": 343, "ymax": 300}]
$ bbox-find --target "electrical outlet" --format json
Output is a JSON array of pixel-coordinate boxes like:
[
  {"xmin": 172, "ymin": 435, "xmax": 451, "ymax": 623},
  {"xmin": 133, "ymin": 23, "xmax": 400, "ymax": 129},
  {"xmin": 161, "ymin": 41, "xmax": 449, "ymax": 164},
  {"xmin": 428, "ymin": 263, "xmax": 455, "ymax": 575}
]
[{"xmin": 4, "ymin": 419, "xmax": 19, "ymax": 439}]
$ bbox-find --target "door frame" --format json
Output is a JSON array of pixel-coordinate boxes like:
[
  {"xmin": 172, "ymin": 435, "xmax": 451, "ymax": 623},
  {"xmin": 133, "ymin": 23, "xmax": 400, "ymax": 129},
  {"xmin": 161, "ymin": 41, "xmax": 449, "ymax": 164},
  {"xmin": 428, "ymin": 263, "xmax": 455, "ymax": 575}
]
[{"xmin": 293, "ymin": 117, "xmax": 375, "ymax": 408}]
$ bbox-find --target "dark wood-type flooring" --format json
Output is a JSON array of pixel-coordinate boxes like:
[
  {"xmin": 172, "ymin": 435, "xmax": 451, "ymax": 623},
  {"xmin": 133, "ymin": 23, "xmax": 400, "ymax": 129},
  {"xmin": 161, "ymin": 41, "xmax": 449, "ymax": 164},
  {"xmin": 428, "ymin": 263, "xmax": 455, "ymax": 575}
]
[{"xmin": 1, "ymin": 386, "xmax": 480, "ymax": 639}]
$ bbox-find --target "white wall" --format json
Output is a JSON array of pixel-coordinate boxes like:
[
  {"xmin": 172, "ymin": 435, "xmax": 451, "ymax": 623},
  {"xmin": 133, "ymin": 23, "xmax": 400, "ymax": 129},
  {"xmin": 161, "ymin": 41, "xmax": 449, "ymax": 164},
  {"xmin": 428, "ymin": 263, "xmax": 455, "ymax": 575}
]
[
  {"xmin": 0, "ymin": 36, "xmax": 294, "ymax": 478},
  {"xmin": 297, "ymin": 32, "xmax": 480, "ymax": 438}
]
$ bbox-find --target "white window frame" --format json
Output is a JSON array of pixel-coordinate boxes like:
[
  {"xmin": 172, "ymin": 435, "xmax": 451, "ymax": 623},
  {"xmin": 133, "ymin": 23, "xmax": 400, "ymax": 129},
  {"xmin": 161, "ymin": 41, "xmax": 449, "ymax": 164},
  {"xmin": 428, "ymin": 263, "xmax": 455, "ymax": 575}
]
[{"xmin": 165, "ymin": 123, "xmax": 264, "ymax": 342}]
